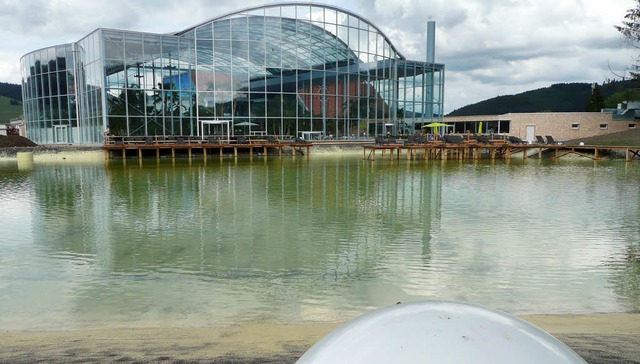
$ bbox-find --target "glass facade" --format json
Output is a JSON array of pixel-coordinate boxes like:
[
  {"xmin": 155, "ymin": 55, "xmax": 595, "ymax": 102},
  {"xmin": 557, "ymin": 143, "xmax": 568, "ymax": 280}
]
[{"xmin": 21, "ymin": 4, "xmax": 444, "ymax": 144}]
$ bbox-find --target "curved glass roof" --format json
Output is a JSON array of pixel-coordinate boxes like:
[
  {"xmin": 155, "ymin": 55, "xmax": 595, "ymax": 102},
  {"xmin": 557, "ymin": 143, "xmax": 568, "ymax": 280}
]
[
  {"xmin": 176, "ymin": 3, "xmax": 402, "ymax": 76},
  {"xmin": 191, "ymin": 16, "xmax": 359, "ymax": 76},
  {"xmin": 178, "ymin": 3, "xmax": 402, "ymax": 57}
]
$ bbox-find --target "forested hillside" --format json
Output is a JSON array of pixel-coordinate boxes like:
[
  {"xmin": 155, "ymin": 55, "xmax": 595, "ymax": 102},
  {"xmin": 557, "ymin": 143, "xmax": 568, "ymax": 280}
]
[
  {"xmin": 447, "ymin": 80, "xmax": 640, "ymax": 116},
  {"xmin": 0, "ymin": 82, "xmax": 21, "ymax": 102}
]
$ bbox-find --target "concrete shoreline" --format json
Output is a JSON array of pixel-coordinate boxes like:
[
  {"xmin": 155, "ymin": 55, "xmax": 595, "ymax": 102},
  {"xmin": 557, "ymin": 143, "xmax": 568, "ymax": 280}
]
[
  {"xmin": 1, "ymin": 313, "xmax": 639, "ymax": 363},
  {"xmin": 0, "ymin": 144, "xmax": 103, "ymax": 157}
]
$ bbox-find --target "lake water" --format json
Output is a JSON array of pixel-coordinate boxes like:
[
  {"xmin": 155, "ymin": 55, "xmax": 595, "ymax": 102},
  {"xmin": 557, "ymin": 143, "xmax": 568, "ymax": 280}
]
[{"xmin": 1, "ymin": 154, "xmax": 639, "ymax": 330}]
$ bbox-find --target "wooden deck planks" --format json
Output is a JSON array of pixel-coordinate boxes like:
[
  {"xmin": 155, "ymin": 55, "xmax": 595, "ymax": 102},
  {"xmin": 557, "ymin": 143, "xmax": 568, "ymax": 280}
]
[
  {"xmin": 363, "ymin": 143, "xmax": 640, "ymax": 162},
  {"xmin": 103, "ymin": 141, "xmax": 312, "ymax": 160}
]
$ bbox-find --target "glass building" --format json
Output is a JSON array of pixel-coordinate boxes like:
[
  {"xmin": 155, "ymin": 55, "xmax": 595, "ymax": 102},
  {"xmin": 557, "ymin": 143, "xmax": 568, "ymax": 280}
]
[{"xmin": 20, "ymin": 3, "xmax": 444, "ymax": 144}]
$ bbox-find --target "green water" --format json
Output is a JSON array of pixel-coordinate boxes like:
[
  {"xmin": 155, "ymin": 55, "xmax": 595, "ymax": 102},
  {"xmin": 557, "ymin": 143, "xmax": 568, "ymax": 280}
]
[{"xmin": 1, "ymin": 156, "xmax": 639, "ymax": 330}]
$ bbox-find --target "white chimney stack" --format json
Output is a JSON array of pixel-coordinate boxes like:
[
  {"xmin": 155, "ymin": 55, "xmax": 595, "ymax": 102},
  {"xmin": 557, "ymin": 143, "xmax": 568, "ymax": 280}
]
[{"xmin": 426, "ymin": 20, "xmax": 436, "ymax": 63}]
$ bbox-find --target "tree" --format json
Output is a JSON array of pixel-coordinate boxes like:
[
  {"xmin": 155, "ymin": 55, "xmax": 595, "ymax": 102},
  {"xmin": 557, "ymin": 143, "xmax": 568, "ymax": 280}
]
[
  {"xmin": 585, "ymin": 84, "xmax": 605, "ymax": 111},
  {"xmin": 604, "ymin": 89, "xmax": 640, "ymax": 108},
  {"xmin": 615, "ymin": 1, "xmax": 640, "ymax": 79}
]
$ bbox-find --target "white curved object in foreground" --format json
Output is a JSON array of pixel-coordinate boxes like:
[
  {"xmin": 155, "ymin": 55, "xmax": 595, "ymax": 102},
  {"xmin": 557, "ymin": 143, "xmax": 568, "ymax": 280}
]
[{"xmin": 297, "ymin": 301, "xmax": 586, "ymax": 364}]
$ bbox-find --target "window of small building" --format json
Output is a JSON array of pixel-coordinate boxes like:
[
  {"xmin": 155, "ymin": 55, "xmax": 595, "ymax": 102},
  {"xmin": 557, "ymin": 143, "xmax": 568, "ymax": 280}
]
[
  {"xmin": 498, "ymin": 120, "xmax": 510, "ymax": 134},
  {"xmin": 571, "ymin": 123, "xmax": 579, "ymax": 129},
  {"xmin": 629, "ymin": 124, "xmax": 637, "ymax": 129},
  {"xmin": 599, "ymin": 124, "xmax": 608, "ymax": 130}
]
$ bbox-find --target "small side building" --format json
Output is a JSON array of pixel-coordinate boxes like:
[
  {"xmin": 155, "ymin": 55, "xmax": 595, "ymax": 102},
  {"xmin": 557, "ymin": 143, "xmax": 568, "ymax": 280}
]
[{"xmin": 444, "ymin": 103, "xmax": 639, "ymax": 143}]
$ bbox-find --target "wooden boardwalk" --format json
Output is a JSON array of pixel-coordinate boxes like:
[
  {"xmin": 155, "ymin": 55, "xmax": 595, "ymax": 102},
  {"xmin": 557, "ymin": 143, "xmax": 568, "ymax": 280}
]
[
  {"xmin": 363, "ymin": 142, "xmax": 640, "ymax": 162},
  {"xmin": 103, "ymin": 136, "xmax": 312, "ymax": 160}
]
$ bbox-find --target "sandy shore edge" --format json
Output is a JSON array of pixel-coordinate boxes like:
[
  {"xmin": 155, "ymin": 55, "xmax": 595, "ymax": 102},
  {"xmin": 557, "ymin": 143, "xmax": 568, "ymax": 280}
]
[{"xmin": 1, "ymin": 313, "xmax": 639, "ymax": 363}]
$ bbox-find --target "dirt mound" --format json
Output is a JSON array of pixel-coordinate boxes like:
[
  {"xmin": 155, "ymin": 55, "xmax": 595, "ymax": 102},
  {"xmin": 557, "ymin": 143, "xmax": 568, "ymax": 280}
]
[{"xmin": 0, "ymin": 135, "xmax": 38, "ymax": 147}]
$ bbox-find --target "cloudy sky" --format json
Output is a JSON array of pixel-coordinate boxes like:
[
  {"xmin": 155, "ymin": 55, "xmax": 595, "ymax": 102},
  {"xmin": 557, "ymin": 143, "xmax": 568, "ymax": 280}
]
[{"xmin": 0, "ymin": 0, "xmax": 635, "ymax": 113}]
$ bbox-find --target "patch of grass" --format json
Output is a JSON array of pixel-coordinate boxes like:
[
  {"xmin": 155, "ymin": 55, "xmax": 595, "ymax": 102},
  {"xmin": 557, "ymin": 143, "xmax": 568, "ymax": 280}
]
[
  {"xmin": 0, "ymin": 95, "xmax": 23, "ymax": 123},
  {"xmin": 565, "ymin": 129, "xmax": 640, "ymax": 146}
]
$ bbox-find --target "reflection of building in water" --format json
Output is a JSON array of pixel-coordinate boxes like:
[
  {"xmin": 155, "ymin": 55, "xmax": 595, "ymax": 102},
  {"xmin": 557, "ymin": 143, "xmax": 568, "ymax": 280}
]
[
  {"xmin": 357, "ymin": 162, "xmax": 443, "ymax": 291},
  {"xmin": 25, "ymin": 160, "xmax": 450, "ymax": 327},
  {"xmin": 279, "ymin": 159, "xmax": 444, "ymax": 282},
  {"xmin": 18, "ymin": 160, "xmax": 640, "ymax": 326},
  {"xmin": 30, "ymin": 165, "xmax": 113, "ymax": 257},
  {"xmin": 29, "ymin": 160, "xmax": 443, "ymax": 282},
  {"xmin": 21, "ymin": 4, "xmax": 444, "ymax": 144}
]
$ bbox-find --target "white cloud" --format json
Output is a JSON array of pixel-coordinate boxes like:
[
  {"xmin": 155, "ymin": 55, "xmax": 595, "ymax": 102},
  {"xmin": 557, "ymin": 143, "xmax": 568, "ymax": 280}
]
[{"xmin": 0, "ymin": 0, "xmax": 635, "ymax": 113}]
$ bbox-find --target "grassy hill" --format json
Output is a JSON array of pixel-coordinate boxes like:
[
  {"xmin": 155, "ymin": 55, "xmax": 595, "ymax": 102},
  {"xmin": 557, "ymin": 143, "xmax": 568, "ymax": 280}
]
[
  {"xmin": 0, "ymin": 82, "xmax": 23, "ymax": 123},
  {"xmin": 566, "ymin": 129, "xmax": 640, "ymax": 146},
  {"xmin": 448, "ymin": 80, "xmax": 640, "ymax": 116},
  {"xmin": 0, "ymin": 96, "xmax": 22, "ymax": 123}
]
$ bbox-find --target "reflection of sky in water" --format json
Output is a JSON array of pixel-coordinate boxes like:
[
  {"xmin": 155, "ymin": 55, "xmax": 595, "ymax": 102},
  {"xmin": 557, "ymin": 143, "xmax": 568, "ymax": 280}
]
[{"xmin": 0, "ymin": 158, "xmax": 638, "ymax": 330}]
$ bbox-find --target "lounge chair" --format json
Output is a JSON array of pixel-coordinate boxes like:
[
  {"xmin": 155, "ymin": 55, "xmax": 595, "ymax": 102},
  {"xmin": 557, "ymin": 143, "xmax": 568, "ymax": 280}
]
[
  {"xmin": 545, "ymin": 135, "xmax": 558, "ymax": 145},
  {"xmin": 405, "ymin": 135, "xmax": 417, "ymax": 145},
  {"xmin": 443, "ymin": 134, "xmax": 463, "ymax": 144},
  {"xmin": 507, "ymin": 136, "xmax": 525, "ymax": 144},
  {"xmin": 535, "ymin": 135, "xmax": 546, "ymax": 144},
  {"xmin": 476, "ymin": 135, "xmax": 492, "ymax": 144}
]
